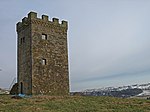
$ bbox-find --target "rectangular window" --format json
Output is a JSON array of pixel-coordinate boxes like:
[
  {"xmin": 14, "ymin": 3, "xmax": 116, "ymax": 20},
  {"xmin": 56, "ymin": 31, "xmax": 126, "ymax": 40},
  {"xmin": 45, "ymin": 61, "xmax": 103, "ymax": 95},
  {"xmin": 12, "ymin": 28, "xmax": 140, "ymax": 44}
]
[
  {"xmin": 21, "ymin": 38, "xmax": 23, "ymax": 44},
  {"xmin": 23, "ymin": 37, "xmax": 25, "ymax": 43},
  {"xmin": 42, "ymin": 34, "xmax": 47, "ymax": 40},
  {"xmin": 20, "ymin": 37, "xmax": 25, "ymax": 44},
  {"xmin": 42, "ymin": 58, "xmax": 46, "ymax": 65}
]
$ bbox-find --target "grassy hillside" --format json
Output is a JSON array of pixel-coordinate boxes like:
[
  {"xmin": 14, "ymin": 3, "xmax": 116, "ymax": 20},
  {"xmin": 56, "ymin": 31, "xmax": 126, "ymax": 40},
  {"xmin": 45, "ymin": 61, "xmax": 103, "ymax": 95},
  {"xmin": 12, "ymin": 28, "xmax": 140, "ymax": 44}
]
[{"xmin": 0, "ymin": 95, "xmax": 150, "ymax": 112}]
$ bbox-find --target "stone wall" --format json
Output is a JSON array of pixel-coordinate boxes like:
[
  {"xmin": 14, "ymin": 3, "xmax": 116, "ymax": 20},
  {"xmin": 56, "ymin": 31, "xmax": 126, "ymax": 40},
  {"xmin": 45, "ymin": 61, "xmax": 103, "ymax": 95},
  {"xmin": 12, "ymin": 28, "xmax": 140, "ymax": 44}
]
[
  {"xmin": 10, "ymin": 83, "xmax": 19, "ymax": 95},
  {"xmin": 17, "ymin": 17, "xmax": 32, "ymax": 95}
]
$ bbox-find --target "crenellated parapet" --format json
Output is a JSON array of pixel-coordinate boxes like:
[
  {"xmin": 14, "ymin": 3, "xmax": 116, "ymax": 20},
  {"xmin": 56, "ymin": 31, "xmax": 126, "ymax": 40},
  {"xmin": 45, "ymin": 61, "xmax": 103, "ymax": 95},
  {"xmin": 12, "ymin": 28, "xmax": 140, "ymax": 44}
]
[{"xmin": 16, "ymin": 11, "xmax": 68, "ymax": 33}]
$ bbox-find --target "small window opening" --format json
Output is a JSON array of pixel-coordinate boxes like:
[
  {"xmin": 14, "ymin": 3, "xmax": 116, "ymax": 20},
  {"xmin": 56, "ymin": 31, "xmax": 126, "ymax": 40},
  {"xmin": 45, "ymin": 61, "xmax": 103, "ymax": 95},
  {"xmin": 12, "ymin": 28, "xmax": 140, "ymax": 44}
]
[
  {"xmin": 42, "ymin": 34, "xmax": 47, "ymax": 40},
  {"xmin": 21, "ymin": 38, "xmax": 23, "ymax": 44},
  {"xmin": 20, "ymin": 37, "xmax": 25, "ymax": 44},
  {"xmin": 23, "ymin": 37, "xmax": 25, "ymax": 43},
  {"xmin": 42, "ymin": 58, "xmax": 46, "ymax": 65}
]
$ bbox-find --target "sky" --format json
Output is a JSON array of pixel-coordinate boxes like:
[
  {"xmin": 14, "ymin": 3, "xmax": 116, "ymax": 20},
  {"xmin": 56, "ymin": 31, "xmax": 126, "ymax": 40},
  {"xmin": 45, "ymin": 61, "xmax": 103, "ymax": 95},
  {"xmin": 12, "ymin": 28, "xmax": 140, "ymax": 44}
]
[{"xmin": 0, "ymin": 0, "xmax": 150, "ymax": 91}]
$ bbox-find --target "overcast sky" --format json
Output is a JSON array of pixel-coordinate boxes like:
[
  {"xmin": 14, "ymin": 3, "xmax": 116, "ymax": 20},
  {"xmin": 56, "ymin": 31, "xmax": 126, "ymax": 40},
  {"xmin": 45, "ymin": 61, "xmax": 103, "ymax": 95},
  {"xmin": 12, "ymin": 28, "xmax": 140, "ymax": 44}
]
[{"xmin": 0, "ymin": 0, "xmax": 150, "ymax": 91}]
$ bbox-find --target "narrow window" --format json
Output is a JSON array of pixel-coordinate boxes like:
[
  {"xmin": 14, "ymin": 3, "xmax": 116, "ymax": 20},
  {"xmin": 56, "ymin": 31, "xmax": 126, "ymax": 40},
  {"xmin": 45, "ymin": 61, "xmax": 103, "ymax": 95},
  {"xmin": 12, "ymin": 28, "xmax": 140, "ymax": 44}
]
[
  {"xmin": 21, "ymin": 38, "xmax": 23, "ymax": 44},
  {"xmin": 42, "ymin": 58, "xmax": 46, "ymax": 65},
  {"xmin": 23, "ymin": 37, "xmax": 25, "ymax": 43},
  {"xmin": 42, "ymin": 34, "xmax": 47, "ymax": 40}
]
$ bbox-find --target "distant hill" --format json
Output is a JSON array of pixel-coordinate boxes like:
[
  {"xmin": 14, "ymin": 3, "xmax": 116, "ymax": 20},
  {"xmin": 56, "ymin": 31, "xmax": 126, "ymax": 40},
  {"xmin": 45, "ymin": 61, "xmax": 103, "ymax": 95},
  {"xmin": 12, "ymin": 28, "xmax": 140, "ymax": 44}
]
[{"xmin": 72, "ymin": 83, "xmax": 150, "ymax": 98}]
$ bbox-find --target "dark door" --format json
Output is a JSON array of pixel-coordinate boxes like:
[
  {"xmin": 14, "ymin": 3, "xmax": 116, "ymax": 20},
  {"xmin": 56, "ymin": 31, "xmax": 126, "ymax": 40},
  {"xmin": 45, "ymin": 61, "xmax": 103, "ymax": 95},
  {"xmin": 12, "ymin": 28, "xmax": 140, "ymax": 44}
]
[{"xmin": 20, "ymin": 82, "xmax": 23, "ymax": 94}]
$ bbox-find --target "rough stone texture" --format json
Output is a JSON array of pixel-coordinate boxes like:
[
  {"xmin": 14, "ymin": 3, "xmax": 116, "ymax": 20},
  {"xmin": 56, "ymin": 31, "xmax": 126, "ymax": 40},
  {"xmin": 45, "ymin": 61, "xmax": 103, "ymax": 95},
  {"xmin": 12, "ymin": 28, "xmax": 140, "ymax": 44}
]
[
  {"xmin": 17, "ymin": 12, "xmax": 69, "ymax": 95},
  {"xmin": 10, "ymin": 83, "xmax": 19, "ymax": 95}
]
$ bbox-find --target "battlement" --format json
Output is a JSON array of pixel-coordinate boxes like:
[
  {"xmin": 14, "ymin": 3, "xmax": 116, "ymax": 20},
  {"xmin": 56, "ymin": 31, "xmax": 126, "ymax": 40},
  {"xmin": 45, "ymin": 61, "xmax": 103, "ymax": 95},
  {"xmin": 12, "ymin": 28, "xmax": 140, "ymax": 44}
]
[{"xmin": 16, "ymin": 11, "xmax": 68, "ymax": 32}]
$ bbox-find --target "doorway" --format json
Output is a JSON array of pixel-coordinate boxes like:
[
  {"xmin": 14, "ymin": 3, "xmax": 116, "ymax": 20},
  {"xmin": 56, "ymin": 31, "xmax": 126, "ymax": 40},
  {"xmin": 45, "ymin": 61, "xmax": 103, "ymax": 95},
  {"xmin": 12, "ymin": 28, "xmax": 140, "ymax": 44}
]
[{"xmin": 20, "ymin": 82, "xmax": 23, "ymax": 94}]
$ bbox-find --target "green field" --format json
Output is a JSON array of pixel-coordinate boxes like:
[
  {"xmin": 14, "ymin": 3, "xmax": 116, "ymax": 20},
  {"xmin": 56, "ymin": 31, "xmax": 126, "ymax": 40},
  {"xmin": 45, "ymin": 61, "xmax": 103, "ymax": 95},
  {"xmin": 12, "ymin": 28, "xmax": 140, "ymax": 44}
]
[{"xmin": 0, "ymin": 95, "xmax": 150, "ymax": 112}]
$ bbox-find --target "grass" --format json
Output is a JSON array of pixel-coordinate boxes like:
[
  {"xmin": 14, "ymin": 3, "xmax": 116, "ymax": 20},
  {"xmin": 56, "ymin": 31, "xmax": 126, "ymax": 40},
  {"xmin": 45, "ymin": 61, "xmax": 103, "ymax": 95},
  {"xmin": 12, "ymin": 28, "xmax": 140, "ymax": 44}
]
[{"xmin": 0, "ymin": 95, "xmax": 150, "ymax": 112}]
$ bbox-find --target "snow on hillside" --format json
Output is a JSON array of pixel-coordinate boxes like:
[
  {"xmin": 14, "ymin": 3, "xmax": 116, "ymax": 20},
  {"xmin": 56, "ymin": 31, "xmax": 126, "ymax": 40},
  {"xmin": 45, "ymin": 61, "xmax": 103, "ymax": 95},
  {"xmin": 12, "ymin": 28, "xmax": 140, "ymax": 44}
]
[
  {"xmin": 83, "ymin": 83, "xmax": 150, "ymax": 92},
  {"xmin": 0, "ymin": 88, "xmax": 9, "ymax": 94},
  {"xmin": 137, "ymin": 90, "xmax": 150, "ymax": 97}
]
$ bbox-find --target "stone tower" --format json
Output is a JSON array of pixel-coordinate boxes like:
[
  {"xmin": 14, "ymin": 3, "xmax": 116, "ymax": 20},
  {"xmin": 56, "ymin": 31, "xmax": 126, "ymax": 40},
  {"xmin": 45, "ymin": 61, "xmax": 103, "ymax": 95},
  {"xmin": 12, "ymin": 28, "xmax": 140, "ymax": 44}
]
[{"xmin": 16, "ymin": 12, "xmax": 69, "ymax": 95}]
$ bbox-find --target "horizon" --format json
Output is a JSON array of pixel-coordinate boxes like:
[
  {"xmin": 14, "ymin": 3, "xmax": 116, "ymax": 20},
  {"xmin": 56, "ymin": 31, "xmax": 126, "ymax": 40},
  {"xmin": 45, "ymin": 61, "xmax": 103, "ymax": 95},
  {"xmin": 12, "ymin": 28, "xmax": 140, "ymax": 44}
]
[{"xmin": 0, "ymin": 0, "xmax": 150, "ymax": 92}]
